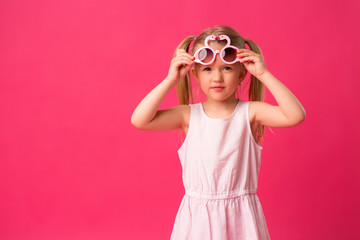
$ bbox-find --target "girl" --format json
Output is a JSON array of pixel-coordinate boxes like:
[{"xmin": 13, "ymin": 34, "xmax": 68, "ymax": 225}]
[{"xmin": 131, "ymin": 25, "xmax": 306, "ymax": 240}]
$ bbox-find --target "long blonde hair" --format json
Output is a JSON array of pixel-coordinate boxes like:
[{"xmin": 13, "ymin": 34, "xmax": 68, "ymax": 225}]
[{"xmin": 175, "ymin": 25, "xmax": 270, "ymax": 145}]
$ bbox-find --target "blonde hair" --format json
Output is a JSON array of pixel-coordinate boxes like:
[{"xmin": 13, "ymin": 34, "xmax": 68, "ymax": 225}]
[{"xmin": 175, "ymin": 25, "xmax": 271, "ymax": 145}]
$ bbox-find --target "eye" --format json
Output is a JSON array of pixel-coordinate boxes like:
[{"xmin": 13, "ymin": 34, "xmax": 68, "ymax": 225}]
[
  {"xmin": 203, "ymin": 67, "xmax": 211, "ymax": 71},
  {"xmin": 224, "ymin": 66, "xmax": 232, "ymax": 70}
]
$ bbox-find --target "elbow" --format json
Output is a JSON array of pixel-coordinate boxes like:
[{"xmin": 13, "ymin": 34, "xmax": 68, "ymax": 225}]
[
  {"xmin": 131, "ymin": 120, "xmax": 140, "ymax": 128},
  {"xmin": 131, "ymin": 114, "xmax": 141, "ymax": 129},
  {"xmin": 297, "ymin": 116, "xmax": 306, "ymax": 125},
  {"xmin": 300, "ymin": 108, "xmax": 306, "ymax": 122},
  {"xmin": 131, "ymin": 121, "xmax": 144, "ymax": 129},
  {"xmin": 131, "ymin": 116, "xmax": 148, "ymax": 129},
  {"xmin": 294, "ymin": 107, "xmax": 306, "ymax": 124},
  {"xmin": 294, "ymin": 111, "xmax": 306, "ymax": 125},
  {"xmin": 287, "ymin": 111, "xmax": 306, "ymax": 127}
]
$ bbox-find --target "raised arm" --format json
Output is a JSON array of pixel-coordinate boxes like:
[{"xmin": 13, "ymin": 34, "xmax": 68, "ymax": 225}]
[
  {"xmin": 237, "ymin": 48, "xmax": 306, "ymax": 128},
  {"xmin": 131, "ymin": 77, "xmax": 185, "ymax": 131},
  {"xmin": 253, "ymin": 70, "xmax": 306, "ymax": 128},
  {"xmin": 131, "ymin": 49, "xmax": 195, "ymax": 131}
]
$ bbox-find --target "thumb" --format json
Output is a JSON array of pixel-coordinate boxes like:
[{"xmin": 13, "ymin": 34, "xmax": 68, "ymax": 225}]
[{"xmin": 180, "ymin": 64, "xmax": 191, "ymax": 77}]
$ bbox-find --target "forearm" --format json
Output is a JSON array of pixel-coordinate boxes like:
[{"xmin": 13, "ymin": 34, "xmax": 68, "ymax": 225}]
[
  {"xmin": 257, "ymin": 71, "xmax": 306, "ymax": 122},
  {"xmin": 131, "ymin": 77, "xmax": 177, "ymax": 127}
]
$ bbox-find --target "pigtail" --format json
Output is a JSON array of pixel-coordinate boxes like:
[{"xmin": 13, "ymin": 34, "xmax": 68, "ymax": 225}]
[
  {"xmin": 174, "ymin": 36, "xmax": 196, "ymax": 144},
  {"xmin": 175, "ymin": 36, "xmax": 197, "ymax": 105},
  {"xmin": 244, "ymin": 38, "xmax": 274, "ymax": 143},
  {"xmin": 243, "ymin": 38, "xmax": 265, "ymax": 102}
]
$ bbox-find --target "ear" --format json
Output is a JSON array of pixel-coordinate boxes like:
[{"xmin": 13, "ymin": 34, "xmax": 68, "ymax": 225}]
[
  {"xmin": 191, "ymin": 67, "xmax": 196, "ymax": 77},
  {"xmin": 238, "ymin": 65, "xmax": 246, "ymax": 82},
  {"xmin": 191, "ymin": 67, "xmax": 199, "ymax": 83}
]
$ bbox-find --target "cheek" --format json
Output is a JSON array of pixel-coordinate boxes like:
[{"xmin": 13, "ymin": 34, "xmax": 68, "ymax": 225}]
[
  {"xmin": 193, "ymin": 69, "xmax": 205, "ymax": 80},
  {"xmin": 196, "ymin": 72, "xmax": 209, "ymax": 82},
  {"xmin": 198, "ymin": 80, "xmax": 211, "ymax": 91}
]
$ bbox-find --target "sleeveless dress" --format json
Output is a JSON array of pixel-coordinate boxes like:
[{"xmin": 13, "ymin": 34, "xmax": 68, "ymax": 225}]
[{"xmin": 170, "ymin": 99, "xmax": 271, "ymax": 240}]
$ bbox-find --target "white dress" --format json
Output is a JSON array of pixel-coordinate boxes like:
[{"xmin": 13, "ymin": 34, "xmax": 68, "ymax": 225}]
[{"xmin": 170, "ymin": 100, "xmax": 271, "ymax": 240}]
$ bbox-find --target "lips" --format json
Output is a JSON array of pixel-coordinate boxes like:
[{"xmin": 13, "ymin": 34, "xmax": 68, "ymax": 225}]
[{"xmin": 211, "ymin": 86, "xmax": 225, "ymax": 92}]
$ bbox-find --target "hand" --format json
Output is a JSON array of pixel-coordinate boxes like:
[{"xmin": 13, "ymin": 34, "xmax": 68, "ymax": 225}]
[
  {"xmin": 237, "ymin": 49, "xmax": 268, "ymax": 78},
  {"xmin": 167, "ymin": 49, "xmax": 195, "ymax": 83}
]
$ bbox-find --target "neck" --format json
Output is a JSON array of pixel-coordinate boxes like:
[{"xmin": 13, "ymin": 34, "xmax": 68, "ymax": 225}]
[{"xmin": 203, "ymin": 96, "xmax": 239, "ymax": 111}]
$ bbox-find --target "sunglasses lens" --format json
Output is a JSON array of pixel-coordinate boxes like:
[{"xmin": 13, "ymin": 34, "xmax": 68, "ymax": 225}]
[
  {"xmin": 198, "ymin": 48, "xmax": 213, "ymax": 63},
  {"xmin": 222, "ymin": 47, "xmax": 237, "ymax": 62}
]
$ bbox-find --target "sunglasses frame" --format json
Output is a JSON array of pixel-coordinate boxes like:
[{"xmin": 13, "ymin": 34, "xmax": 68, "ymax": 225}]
[{"xmin": 193, "ymin": 35, "xmax": 241, "ymax": 65}]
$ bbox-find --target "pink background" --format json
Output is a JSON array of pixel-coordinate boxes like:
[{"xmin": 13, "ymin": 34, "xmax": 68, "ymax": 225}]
[{"xmin": 1, "ymin": 0, "xmax": 359, "ymax": 239}]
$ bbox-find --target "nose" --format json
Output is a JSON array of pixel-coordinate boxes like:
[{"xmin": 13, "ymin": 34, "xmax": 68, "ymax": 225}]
[
  {"xmin": 211, "ymin": 55, "xmax": 224, "ymax": 82},
  {"xmin": 212, "ymin": 68, "xmax": 224, "ymax": 82}
]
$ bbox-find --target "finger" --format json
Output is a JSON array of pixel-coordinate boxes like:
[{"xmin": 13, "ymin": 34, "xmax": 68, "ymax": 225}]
[
  {"xmin": 174, "ymin": 49, "xmax": 184, "ymax": 57},
  {"xmin": 185, "ymin": 60, "xmax": 195, "ymax": 66},
  {"xmin": 181, "ymin": 63, "xmax": 192, "ymax": 69},
  {"xmin": 237, "ymin": 51, "xmax": 255, "ymax": 58},
  {"xmin": 172, "ymin": 55, "xmax": 193, "ymax": 63},
  {"xmin": 237, "ymin": 50, "xmax": 256, "ymax": 56},
  {"xmin": 174, "ymin": 56, "xmax": 195, "ymax": 64},
  {"xmin": 236, "ymin": 48, "xmax": 247, "ymax": 53},
  {"xmin": 178, "ymin": 62, "xmax": 193, "ymax": 68},
  {"xmin": 173, "ymin": 59, "xmax": 194, "ymax": 67},
  {"xmin": 239, "ymin": 57, "xmax": 252, "ymax": 63},
  {"xmin": 237, "ymin": 52, "xmax": 247, "ymax": 58}
]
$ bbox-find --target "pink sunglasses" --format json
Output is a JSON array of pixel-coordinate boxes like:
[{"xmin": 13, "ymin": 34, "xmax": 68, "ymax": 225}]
[{"xmin": 193, "ymin": 35, "xmax": 241, "ymax": 65}]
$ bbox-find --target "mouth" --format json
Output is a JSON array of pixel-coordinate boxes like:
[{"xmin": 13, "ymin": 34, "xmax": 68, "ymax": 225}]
[{"xmin": 211, "ymin": 87, "xmax": 225, "ymax": 91}]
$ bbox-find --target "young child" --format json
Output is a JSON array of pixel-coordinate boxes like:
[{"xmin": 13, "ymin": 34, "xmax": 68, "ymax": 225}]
[{"xmin": 131, "ymin": 25, "xmax": 306, "ymax": 240}]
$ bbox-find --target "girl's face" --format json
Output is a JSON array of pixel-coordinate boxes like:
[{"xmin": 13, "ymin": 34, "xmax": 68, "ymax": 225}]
[{"xmin": 191, "ymin": 41, "xmax": 242, "ymax": 103}]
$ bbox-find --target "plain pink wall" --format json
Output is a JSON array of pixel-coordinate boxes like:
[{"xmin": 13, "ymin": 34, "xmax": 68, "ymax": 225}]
[{"xmin": 1, "ymin": 0, "xmax": 359, "ymax": 239}]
